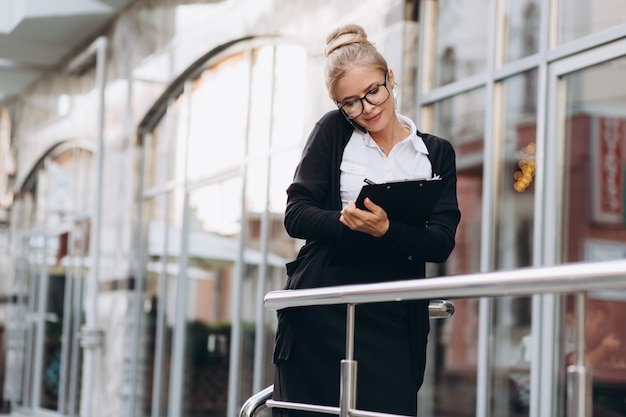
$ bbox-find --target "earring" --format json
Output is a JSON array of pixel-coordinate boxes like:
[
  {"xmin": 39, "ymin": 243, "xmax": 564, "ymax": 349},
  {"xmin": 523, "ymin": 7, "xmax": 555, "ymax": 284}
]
[{"xmin": 393, "ymin": 89, "xmax": 398, "ymax": 110}]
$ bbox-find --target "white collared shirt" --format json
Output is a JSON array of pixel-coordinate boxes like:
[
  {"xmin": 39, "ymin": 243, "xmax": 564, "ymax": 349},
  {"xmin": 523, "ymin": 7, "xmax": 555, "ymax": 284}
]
[{"xmin": 340, "ymin": 113, "xmax": 433, "ymax": 208}]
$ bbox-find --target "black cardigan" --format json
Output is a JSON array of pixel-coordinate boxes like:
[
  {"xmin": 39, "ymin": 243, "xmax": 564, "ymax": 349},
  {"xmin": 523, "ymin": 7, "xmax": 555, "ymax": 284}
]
[
  {"xmin": 274, "ymin": 109, "xmax": 461, "ymax": 363},
  {"xmin": 283, "ymin": 109, "xmax": 460, "ymax": 289}
]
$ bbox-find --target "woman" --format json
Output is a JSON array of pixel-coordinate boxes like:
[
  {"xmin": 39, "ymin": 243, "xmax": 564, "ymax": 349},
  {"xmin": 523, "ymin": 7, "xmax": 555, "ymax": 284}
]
[{"xmin": 272, "ymin": 24, "xmax": 460, "ymax": 416}]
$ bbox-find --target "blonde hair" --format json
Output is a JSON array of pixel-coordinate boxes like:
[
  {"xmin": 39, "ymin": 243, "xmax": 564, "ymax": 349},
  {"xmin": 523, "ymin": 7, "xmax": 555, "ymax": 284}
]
[{"xmin": 324, "ymin": 24, "xmax": 388, "ymax": 101}]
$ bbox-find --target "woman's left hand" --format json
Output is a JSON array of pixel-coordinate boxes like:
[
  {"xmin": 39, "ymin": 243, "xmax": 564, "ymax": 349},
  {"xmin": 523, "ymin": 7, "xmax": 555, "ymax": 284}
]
[{"xmin": 340, "ymin": 198, "xmax": 390, "ymax": 237}]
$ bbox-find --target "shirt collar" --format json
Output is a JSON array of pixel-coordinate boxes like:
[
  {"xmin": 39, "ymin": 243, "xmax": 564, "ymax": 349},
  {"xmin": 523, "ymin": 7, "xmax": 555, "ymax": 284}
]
[
  {"xmin": 397, "ymin": 113, "xmax": 430, "ymax": 155},
  {"xmin": 360, "ymin": 113, "xmax": 429, "ymax": 154}
]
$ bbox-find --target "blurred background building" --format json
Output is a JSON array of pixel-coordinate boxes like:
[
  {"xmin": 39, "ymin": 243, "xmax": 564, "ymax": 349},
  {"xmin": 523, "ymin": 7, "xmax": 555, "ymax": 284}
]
[{"xmin": 0, "ymin": 1, "xmax": 625, "ymax": 417}]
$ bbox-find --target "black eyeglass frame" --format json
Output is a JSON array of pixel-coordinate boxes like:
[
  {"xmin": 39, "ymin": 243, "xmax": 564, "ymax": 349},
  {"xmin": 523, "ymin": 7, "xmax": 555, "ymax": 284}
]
[{"xmin": 336, "ymin": 74, "xmax": 391, "ymax": 120}]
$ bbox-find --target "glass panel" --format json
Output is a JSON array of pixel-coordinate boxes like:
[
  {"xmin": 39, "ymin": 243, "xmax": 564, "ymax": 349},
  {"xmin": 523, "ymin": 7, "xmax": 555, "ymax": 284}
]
[
  {"xmin": 39, "ymin": 235, "xmax": 66, "ymax": 410},
  {"xmin": 13, "ymin": 232, "xmax": 34, "ymax": 407},
  {"xmin": 268, "ymin": 150, "xmax": 300, "ymax": 215},
  {"xmin": 241, "ymin": 162, "xmax": 262, "ymax": 402},
  {"xmin": 432, "ymin": 0, "xmax": 489, "ymax": 88},
  {"xmin": 10, "ymin": 149, "xmax": 92, "ymax": 412},
  {"xmin": 36, "ymin": 150, "xmax": 94, "ymax": 226},
  {"xmin": 490, "ymin": 71, "xmax": 538, "ymax": 417},
  {"xmin": 139, "ymin": 192, "xmax": 179, "ymax": 417},
  {"xmin": 73, "ymin": 149, "xmax": 94, "ymax": 214},
  {"xmin": 143, "ymin": 97, "xmax": 185, "ymax": 190},
  {"xmin": 24, "ymin": 232, "xmax": 41, "ymax": 408},
  {"xmin": 502, "ymin": 0, "xmax": 540, "ymax": 63},
  {"xmin": 241, "ymin": 156, "xmax": 282, "ymax": 392},
  {"xmin": 430, "ymin": 88, "xmax": 485, "ymax": 276},
  {"xmin": 559, "ymin": 56, "xmax": 626, "ymax": 417},
  {"xmin": 558, "ymin": 0, "xmax": 626, "ymax": 45},
  {"xmin": 15, "ymin": 192, "xmax": 35, "ymax": 233},
  {"xmin": 140, "ymin": 41, "xmax": 309, "ymax": 415},
  {"xmin": 421, "ymin": 88, "xmax": 485, "ymax": 416},
  {"xmin": 186, "ymin": 53, "xmax": 249, "ymax": 182},
  {"xmin": 261, "ymin": 150, "xmax": 302, "ymax": 387},
  {"xmin": 61, "ymin": 221, "xmax": 88, "ymax": 416},
  {"xmin": 247, "ymin": 47, "xmax": 273, "ymax": 159},
  {"xmin": 270, "ymin": 45, "xmax": 307, "ymax": 150},
  {"xmin": 13, "ymin": 192, "xmax": 43, "ymax": 408},
  {"xmin": 495, "ymin": 71, "xmax": 537, "ymax": 269},
  {"xmin": 182, "ymin": 178, "xmax": 242, "ymax": 417},
  {"xmin": 5, "ymin": 199, "xmax": 27, "ymax": 407}
]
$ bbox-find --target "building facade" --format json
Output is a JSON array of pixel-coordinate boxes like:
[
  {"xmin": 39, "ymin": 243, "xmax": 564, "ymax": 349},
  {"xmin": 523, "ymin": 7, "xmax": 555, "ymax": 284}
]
[{"xmin": 0, "ymin": 1, "xmax": 625, "ymax": 417}]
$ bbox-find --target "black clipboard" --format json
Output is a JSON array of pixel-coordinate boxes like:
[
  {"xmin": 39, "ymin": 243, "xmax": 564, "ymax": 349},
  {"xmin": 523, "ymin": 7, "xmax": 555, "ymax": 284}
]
[{"xmin": 355, "ymin": 178, "xmax": 444, "ymax": 225}]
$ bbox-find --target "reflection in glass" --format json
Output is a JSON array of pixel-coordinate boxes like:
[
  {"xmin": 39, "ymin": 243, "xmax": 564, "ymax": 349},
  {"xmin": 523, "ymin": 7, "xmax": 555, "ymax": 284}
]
[
  {"xmin": 40, "ymin": 262, "xmax": 65, "ymax": 411},
  {"xmin": 14, "ymin": 189, "xmax": 41, "ymax": 408},
  {"xmin": 62, "ymin": 222, "xmax": 88, "ymax": 416},
  {"xmin": 187, "ymin": 54, "xmax": 249, "ymax": 183},
  {"xmin": 10, "ymin": 203, "xmax": 30, "ymax": 407},
  {"xmin": 242, "ymin": 156, "xmax": 295, "ymax": 394},
  {"xmin": 140, "ymin": 40, "xmax": 307, "ymax": 414},
  {"xmin": 558, "ymin": 0, "xmax": 626, "ymax": 45},
  {"xmin": 271, "ymin": 45, "xmax": 307, "ymax": 150},
  {"xmin": 34, "ymin": 149, "xmax": 93, "ymax": 227},
  {"xmin": 38, "ymin": 230, "xmax": 86, "ymax": 414},
  {"xmin": 490, "ymin": 71, "xmax": 538, "ymax": 417},
  {"xmin": 560, "ymin": 57, "xmax": 626, "ymax": 417},
  {"xmin": 13, "ymin": 149, "xmax": 92, "ymax": 413},
  {"xmin": 263, "ymin": 151, "xmax": 301, "ymax": 387},
  {"xmin": 502, "ymin": 0, "xmax": 539, "ymax": 63},
  {"xmin": 139, "ymin": 193, "xmax": 178, "ymax": 417},
  {"xmin": 421, "ymin": 89, "xmax": 485, "ymax": 417},
  {"xmin": 24, "ymin": 233, "xmax": 42, "ymax": 408},
  {"xmin": 431, "ymin": 88, "xmax": 485, "ymax": 275},
  {"xmin": 181, "ymin": 182, "xmax": 241, "ymax": 417},
  {"xmin": 433, "ymin": 0, "xmax": 489, "ymax": 87},
  {"xmin": 143, "ymin": 97, "xmax": 184, "ymax": 190}
]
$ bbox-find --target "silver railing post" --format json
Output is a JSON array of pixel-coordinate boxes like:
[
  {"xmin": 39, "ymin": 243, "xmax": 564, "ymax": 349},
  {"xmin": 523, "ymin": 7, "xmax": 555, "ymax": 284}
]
[
  {"xmin": 341, "ymin": 304, "xmax": 358, "ymax": 417},
  {"xmin": 567, "ymin": 292, "xmax": 592, "ymax": 417}
]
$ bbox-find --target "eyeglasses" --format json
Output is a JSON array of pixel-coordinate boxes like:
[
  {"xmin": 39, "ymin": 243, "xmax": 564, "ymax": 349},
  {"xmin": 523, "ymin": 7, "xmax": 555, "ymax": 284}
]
[{"xmin": 337, "ymin": 75, "xmax": 390, "ymax": 120}]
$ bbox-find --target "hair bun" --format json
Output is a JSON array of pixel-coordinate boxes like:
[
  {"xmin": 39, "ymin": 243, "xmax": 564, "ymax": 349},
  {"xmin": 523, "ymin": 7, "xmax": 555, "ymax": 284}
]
[{"xmin": 325, "ymin": 24, "xmax": 370, "ymax": 57}]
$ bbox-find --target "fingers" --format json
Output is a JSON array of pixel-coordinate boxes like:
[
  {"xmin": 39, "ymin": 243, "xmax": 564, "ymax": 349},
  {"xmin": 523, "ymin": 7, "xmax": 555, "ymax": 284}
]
[
  {"xmin": 340, "ymin": 198, "xmax": 389, "ymax": 237},
  {"xmin": 363, "ymin": 197, "xmax": 382, "ymax": 214}
]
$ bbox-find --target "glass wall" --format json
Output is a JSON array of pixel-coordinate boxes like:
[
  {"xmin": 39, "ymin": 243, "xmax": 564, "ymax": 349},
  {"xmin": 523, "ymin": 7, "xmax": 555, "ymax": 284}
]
[
  {"xmin": 558, "ymin": 56, "xmax": 626, "ymax": 417},
  {"xmin": 137, "ymin": 40, "xmax": 306, "ymax": 417},
  {"xmin": 421, "ymin": 87, "xmax": 486, "ymax": 416},
  {"xmin": 502, "ymin": 0, "xmax": 539, "ymax": 63},
  {"xmin": 489, "ymin": 70, "xmax": 538, "ymax": 417},
  {"xmin": 432, "ymin": 0, "xmax": 489, "ymax": 87},
  {"xmin": 420, "ymin": 0, "xmax": 626, "ymax": 416},
  {"xmin": 558, "ymin": 0, "xmax": 626, "ymax": 44},
  {"xmin": 10, "ymin": 147, "xmax": 93, "ymax": 415}
]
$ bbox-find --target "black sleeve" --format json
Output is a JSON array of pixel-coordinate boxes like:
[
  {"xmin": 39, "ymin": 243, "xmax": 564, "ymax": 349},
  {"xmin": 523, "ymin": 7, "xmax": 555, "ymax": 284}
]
[
  {"xmin": 378, "ymin": 138, "xmax": 461, "ymax": 263},
  {"xmin": 283, "ymin": 112, "xmax": 347, "ymax": 242}
]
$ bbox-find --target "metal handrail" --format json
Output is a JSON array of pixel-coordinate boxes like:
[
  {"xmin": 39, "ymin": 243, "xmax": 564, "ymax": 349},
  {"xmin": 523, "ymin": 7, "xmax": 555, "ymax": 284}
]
[
  {"xmin": 240, "ymin": 386, "xmax": 422, "ymax": 417},
  {"xmin": 239, "ymin": 385, "xmax": 273, "ymax": 417},
  {"xmin": 249, "ymin": 259, "xmax": 626, "ymax": 417},
  {"xmin": 264, "ymin": 259, "xmax": 626, "ymax": 310}
]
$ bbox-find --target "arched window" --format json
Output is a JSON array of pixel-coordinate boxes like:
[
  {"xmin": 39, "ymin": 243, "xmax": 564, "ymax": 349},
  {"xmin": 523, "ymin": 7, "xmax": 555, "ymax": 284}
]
[{"xmin": 135, "ymin": 39, "xmax": 308, "ymax": 416}]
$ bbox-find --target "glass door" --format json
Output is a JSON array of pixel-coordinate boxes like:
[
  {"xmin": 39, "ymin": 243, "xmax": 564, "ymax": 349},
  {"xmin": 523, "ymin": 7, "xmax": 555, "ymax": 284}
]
[
  {"xmin": 19, "ymin": 223, "xmax": 87, "ymax": 415},
  {"xmin": 58, "ymin": 220, "xmax": 88, "ymax": 416},
  {"xmin": 10, "ymin": 145, "xmax": 93, "ymax": 414},
  {"xmin": 549, "ymin": 39, "xmax": 626, "ymax": 417},
  {"xmin": 38, "ymin": 232, "xmax": 67, "ymax": 411}
]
